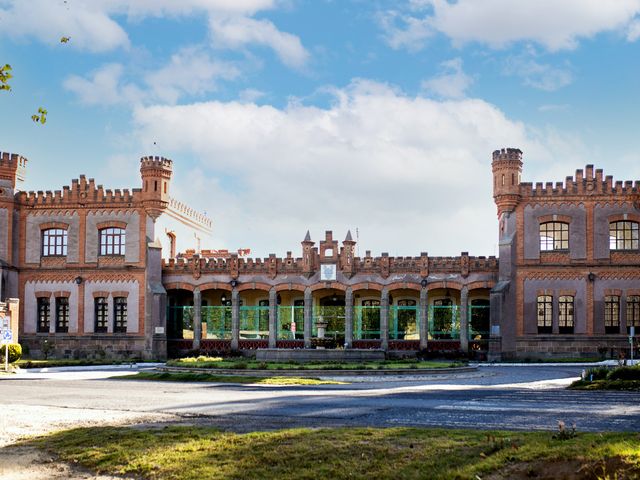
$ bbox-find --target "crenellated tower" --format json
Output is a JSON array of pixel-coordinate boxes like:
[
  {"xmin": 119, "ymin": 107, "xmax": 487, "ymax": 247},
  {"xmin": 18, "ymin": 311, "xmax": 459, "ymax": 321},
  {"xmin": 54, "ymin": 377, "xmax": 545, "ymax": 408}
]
[
  {"xmin": 301, "ymin": 230, "xmax": 315, "ymax": 278},
  {"xmin": 0, "ymin": 151, "xmax": 27, "ymax": 193},
  {"xmin": 340, "ymin": 230, "xmax": 356, "ymax": 278},
  {"xmin": 140, "ymin": 156, "xmax": 173, "ymax": 220},
  {"xmin": 492, "ymin": 148, "xmax": 522, "ymax": 216}
]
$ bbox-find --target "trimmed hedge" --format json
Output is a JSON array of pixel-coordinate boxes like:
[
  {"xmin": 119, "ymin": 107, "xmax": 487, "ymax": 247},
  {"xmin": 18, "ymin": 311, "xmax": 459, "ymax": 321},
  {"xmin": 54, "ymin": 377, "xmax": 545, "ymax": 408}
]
[
  {"xmin": 0, "ymin": 343, "xmax": 22, "ymax": 363},
  {"xmin": 607, "ymin": 365, "xmax": 640, "ymax": 381}
]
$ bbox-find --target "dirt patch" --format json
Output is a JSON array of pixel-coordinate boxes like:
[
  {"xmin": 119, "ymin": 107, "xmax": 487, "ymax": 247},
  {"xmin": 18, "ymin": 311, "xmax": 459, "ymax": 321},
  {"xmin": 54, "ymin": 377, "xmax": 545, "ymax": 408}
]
[
  {"xmin": 485, "ymin": 456, "xmax": 640, "ymax": 480},
  {"xmin": 0, "ymin": 444, "xmax": 132, "ymax": 480}
]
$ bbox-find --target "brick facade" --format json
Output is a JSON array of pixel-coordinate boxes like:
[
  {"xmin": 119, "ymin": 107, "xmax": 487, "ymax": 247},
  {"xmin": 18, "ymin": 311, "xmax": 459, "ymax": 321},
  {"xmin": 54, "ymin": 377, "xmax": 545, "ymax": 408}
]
[{"xmin": 1, "ymin": 148, "xmax": 638, "ymax": 359}]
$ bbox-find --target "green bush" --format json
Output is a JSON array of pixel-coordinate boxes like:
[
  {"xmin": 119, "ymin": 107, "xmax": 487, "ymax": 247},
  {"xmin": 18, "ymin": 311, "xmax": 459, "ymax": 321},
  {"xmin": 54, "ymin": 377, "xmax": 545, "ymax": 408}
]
[
  {"xmin": 0, "ymin": 343, "xmax": 22, "ymax": 363},
  {"xmin": 607, "ymin": 365, "xmax": 640, "ymax": 381},
  {"xmin": 585, "ymin": 366, "xmax": 610, "ymax": 381}
]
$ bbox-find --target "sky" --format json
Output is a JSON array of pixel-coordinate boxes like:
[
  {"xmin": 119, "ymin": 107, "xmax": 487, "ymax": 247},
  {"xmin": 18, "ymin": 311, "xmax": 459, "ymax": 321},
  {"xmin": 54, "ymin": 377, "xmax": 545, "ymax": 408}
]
[{"xmin": 1, "ymin": 0, "xmax": 640, "ymax": 259}]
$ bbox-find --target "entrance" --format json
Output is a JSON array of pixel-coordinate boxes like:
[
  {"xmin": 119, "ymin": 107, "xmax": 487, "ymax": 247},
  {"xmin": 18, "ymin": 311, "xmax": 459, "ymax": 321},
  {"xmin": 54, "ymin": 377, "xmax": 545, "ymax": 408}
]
[{"xmin": 314, "ymin": 294, "xmax": 345, "ymax": 348}]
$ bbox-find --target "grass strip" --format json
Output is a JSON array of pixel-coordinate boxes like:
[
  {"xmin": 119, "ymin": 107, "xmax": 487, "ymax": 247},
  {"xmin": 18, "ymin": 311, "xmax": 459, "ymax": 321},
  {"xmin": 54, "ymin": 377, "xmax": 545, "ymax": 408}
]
[
  {"xmin": 25, "ymin": 426, "xmax": 640, "ymax": 480},
  {"xmin": 115, "ymin": 371, "xmax": 345, "ymax": 385},
  {"xmin": 167, "ymin": 357, "xmax": 460, "ymax": 370}
]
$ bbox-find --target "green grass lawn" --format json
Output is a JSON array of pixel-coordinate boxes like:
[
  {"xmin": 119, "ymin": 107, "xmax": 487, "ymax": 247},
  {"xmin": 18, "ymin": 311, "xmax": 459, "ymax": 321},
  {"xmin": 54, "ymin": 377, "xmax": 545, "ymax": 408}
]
[
  {"xmin": 26, "ymin": 426, "xmax": 640, "ymax": 480},
  {"xmin": 167, "ymin": 357, "xmax": 461, "ymax": 370},
  {"xmin": 116, "ymin": 371, "xmax": 345, "ymax": 385}
]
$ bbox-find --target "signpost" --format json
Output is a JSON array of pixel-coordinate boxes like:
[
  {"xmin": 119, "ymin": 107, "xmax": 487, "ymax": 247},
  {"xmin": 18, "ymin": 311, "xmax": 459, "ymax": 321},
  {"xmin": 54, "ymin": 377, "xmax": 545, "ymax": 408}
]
[{"xmin": 1, "ymin": 316, "xmax": 11, "ymax": 372}]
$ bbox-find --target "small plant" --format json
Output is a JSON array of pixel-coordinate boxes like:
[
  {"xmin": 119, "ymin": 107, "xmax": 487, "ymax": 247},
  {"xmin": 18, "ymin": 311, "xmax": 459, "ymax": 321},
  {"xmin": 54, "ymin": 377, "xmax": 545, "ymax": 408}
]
[
  {"xmin": 0, "ymin": 343, "xmax": 22, "ymax": 363},
  {"xmin": 552, "ymin": 420, "xmax": 577, "ymax": 440},
  {"xmin": 480, "ymin": 434, "xmax": 518, "ymax": 457},
  {"xmin": 41, "ymin": 339, "xmax": 54, "ymax": 359}
]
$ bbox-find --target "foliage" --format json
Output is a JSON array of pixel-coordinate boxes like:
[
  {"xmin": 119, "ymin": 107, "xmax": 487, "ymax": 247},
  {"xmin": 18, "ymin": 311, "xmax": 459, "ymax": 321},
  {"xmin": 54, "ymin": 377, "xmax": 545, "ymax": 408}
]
[
  {"xmin": 552, "ymin": 421, "xmax": 577, "ymax": 441},
  {"xmin": 0, "ymin": 343, "xmax": 22, "ymax": 363},
  {"xmin": 31, "ymin": 107, "xmax": 48, "ymax": 124},
  {"xmin": 27, "ymin": 426, "xmax": 640, "ymax": 480},
  {"xmin": 41, "ymin": 339, "xmax": 54, "ymax": 359},
  {"xmin": 570, "ymin": 365, "xmax": 640, "ymax": 390},
  {"xmin": 607, "ymin": 365, "xmax": 640, "ymax": 381},
  {"xmin": 0, "ymin": 64, "xmax": 12, "ymax": 91}
]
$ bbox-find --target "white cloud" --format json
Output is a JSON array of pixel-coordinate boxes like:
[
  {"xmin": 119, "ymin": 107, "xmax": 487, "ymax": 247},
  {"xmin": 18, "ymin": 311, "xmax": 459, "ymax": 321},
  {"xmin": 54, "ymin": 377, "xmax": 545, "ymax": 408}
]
[
  {"xmin": 209, "ymin": 15, "xmax": 310, "ymax": 68},
  {"xmin": 377, "ymin": 10, "xmax": 433, "ymax": 51},
  {"xmin": 503, "ymin": 53, "xmax": 573, "ymax": 91},
  {"xmin": 64, "ymin": 64, "xmax": 143, "ymax": 105},
  {"xmin": 145, "ymin": 47, "xmax": 240, "ymax": 104},
  {"xmin": 380, "ymin": 0, "xmax": 640, "ymax": 51},
  {"xmin": 421, "ymin": 58, "xmax": 473, "ymax": 98},
  {"xmin": 130, "ymin": 80, "xmax": 568, "ymax": 257},
  {"xmin": 65, "ymin": 47, "xmax": 240, "ymax": 106},
  {"xmin": 628, "ymin": 19, "xmax": 640, "ymax": 41}
]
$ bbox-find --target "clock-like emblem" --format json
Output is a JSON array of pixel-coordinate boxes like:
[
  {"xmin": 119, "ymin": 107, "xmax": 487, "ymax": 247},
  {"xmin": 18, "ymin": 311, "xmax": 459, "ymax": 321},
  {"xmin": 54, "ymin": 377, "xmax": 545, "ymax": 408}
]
[{"xmin": 320, "ymin": 264, "xmax": 336, "ymax": 281}]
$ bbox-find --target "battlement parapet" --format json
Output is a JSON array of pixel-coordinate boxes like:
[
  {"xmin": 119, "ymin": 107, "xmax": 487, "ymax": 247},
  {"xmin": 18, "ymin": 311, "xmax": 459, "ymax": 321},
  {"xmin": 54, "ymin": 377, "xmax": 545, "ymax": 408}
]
[
  {"xmin": 521, "ymin": 165, "xmax": 640, "ymax": 199},
  {"xmin": 492, "ymin": 148, "xmax": 522, "ymax": 162},
  {"xmin": 140, "ymin": 156, "xmax": 173, "ymax": 170},
  {"xmin": 0, "ymin": 151, "xmax": 27, "ymax": 183},
  {"xmin": 17, "ymin": 175, "xmax": 142, "ymax": 207}
]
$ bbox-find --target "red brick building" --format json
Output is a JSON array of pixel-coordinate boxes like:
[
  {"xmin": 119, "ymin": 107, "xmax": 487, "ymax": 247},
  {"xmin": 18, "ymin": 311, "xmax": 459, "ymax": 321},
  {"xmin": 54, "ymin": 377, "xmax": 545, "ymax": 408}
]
[{"xmin": 1, "ymin": 148, "xmax": 637, "ymax": 359}]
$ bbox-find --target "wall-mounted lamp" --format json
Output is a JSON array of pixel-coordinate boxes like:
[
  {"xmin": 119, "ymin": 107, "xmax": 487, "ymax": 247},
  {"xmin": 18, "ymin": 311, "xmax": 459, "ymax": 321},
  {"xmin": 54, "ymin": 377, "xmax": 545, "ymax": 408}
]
[
  {"xmin": 587, "ymin": 272, "xmax": 596, "ymax": 282},
  {"xmin": 420, "ymin": 278, "xmax": 428, "ymax": 288},
  {"xmin": 74, "ymin": 276, "xmax": 83, "ymax": 285},
  {"xmin": 230, "ymin": 279, "xmax": 238, "ymax": 288},
  {"xmin": 221, "ymin": 293, "xmax": 227, "ymax": 303}
]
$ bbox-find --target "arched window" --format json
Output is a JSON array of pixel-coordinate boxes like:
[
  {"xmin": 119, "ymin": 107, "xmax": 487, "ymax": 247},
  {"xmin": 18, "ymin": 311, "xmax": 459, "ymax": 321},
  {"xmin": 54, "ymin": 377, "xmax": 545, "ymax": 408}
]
[
  {"xmin": 558, "ymin": 296, "xmax": 574, "ymax": 334},
  {"xmin": 42, "ymin": 228, "xmax": 68, "ymax": 256},
  {"xmin": 537, "ymin": 295, "xmax": 552, "ymax": 334},
  {"xmin": 99, "ymin": 227, "xmax": 126, "ymax": 256},
  {"xmin": 609, "ymin": 221, "xmax": 639, "ymax": 250},
  {"xmin": 539, "ymin": 222, "xmax": 569, "ymax": 251}
]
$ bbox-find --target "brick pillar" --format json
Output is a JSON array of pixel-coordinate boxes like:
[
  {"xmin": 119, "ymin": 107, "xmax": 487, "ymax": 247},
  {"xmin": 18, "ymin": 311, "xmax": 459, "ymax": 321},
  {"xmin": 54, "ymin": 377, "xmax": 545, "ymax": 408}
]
[
  {"xmin": 193, "ymin": 288, "xmax": 201, "ymax": 350},
  {"xmin": 268, "ymin": 287, "xmax": 277, "ymax": 348},
  {"xmin": 344, "ymin": 287, "xmax": 353, "ymax": 348},
  {"xmin": 231, "ymin": 288, "xmax": 240, "ymax": 351},
  {"xmin": 380, "ymin": 287, "xmax": 389, "ymax": 351},
  {"xmin": 488, "ymin": 290, "xmax": 503, "ymax": 362},
  {"xmin": 460, "ymin": 286, "xmax": 469, "ymax": 353},
  {"xmin": 419, "ymin": 288, "xmax": 428, "ymax": 350},
  {"xmin": 304, "ymin": 287, "xmax": 312, "ymax": 348}
]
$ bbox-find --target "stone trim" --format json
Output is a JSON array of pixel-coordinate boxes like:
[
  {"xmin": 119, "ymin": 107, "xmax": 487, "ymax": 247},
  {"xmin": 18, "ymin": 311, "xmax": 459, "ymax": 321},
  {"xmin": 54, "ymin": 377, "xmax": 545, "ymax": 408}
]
[
  {"xmin": 608, "ymin": 213, "xmax": 640, "ymax": 224},
  {"xmin": 39, "ymin": 222, "xmax": 69, "ymax": 231},
  {"xmin": 111, "ymin": 291, "xmax": 129, "ymax": 298},
  {"xmin": 92, "ymin": 291, "xmax": 109, "ymax": 298},
  {"xmin": 536, "ymin": 289, "xmax": 554, "ymax": 297},
  {"xmin": 537, "ymin": 214, "xmax": 572, "ymax": 224},
  {"xmin": 54, "ymin": 291, "xmax": 71, "ymax": 298},
  {"xmin": 34, "ymin": 291, "xmax": 52, "ymax": 298},
  {"xmin": 96, "ymin": 220, "xmax": 127, "ymax": 230}
]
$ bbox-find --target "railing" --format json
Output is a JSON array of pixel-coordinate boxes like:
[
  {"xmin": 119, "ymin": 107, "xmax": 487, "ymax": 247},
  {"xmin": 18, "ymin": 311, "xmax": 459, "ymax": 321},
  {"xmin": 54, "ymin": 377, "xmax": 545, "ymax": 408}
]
[
  {"xmin": 354, "ymin": 306, "xmax": 381, "ymax": 340},
  {"xmin": 388, "ymin": 306, "xmax": 420, "ymax": 340},
  {"xmin": 202, "ymin": 306, "xmax": 232, "ymax": 340},
  {"xmin": 240, "ymin": 306, "xmax": 269, "ymax": 339},
  {"xmin": 167, "ymin": 306, "xmax": 194, "ymax": 339},
  {"xmin": 312, "ymin": 306, "xmax": 345, "ymax": 338},
  {"xmin": 276, "ymin": 306, "xmax": 304, "ymax": 340},
  {"xmin": 428, "ymin": 306, "xmax": 460, "ymax": 339}
]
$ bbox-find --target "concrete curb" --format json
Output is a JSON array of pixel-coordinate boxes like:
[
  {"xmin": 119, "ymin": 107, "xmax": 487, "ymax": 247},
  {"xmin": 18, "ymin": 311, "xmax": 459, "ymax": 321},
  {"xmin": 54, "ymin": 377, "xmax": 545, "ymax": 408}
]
[{"xmin": 158, "ymin": 365, "xmax": 477, "ymax": 377}]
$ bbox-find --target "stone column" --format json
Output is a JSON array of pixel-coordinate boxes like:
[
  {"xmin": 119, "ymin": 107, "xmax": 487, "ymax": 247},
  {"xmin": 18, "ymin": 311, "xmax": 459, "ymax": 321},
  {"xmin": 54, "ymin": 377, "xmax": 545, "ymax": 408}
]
[
  {"xmin": 380, "ymin": 287, "xmax": 389, "ymax": 351},
  {"xmin": 488, "ymin": 290, "xmax": 503, "ymax": 362},
  {"xmin": 344, "ymin": 287, "xmax": 353, "ymax": 348},
  {"xmin": 303, "ymin": 287, "xmax": 312, "ymax": 348},
  {"xmin": 231, "ymin": 287, "xmax": 240, "ymax": 351},
  {"xmin": 268, "ymin": 287, "xmax": 277, "ymax": 348},
  {"xmin": 193, "ymin": 287, "xmax": 202, "ymax": 350},
  {"xmin": 419, "ymin": 288, "xmax": 428, "ymax": 350},
  {"xmin": 459, "ymin": 286, "xmax": 469, "ymax": 353}
]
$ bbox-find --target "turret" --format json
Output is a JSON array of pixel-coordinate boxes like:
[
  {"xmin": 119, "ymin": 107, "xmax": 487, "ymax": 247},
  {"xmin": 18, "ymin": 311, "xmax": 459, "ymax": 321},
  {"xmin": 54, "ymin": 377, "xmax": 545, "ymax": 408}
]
[
  {"xmin": 341, "ymin": 230, "xmax": 356, "ymax": 278},
  {"xmin": 140, "ymin": 156, "xmax": 173, "ymax": 220},
  {"xmin": 0, "ymin": 151, "xmax": 27, "ymax": 192},
  {"xmin": 301, "ymin": 230, "xmax": 315, "ymax": 278},
  {"xmin": 492, "ymin": 148, "xmax": 522, "ymax": 216}
]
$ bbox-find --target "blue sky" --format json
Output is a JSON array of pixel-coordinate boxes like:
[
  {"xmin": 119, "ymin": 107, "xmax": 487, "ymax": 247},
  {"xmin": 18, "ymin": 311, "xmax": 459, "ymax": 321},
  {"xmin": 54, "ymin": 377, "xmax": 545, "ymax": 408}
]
[{"xmin": 1, "ymin": 0, "xmax": 640, "ymax": 258}]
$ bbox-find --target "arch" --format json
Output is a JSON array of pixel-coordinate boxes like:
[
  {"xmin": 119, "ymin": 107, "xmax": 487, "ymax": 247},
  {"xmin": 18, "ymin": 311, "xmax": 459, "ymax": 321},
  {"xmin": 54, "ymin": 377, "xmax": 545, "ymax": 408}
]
[
  {"xmin": 198, "ymin": 282, "xmax": 232, "ymax": 292},
  {"xmin": 39, "ymin": 222, "xmax": 69, "ymax": 231},
  {"xmin": 606, "ymin": 212, "xmax": 640, "ymax": 224},
  {"xmin": 163, "ymin": 282, "xmax": 195, "ymax": 292},
  {"xmin": 427, "ymin": 281, "xmax": 462, "ymax": 292},
  {"xmin": 310, "ymin": 282, "xmax": 347, "ymax": 292},
  {"xmin": 466, "ymin": 280, "xmax": 496, "ymax": 291},
  {"xmin": 350, "ymin": 282, "xmax": 384, "ymax": 292},
  {"xmin": 275, "ymin": 283, "xmax": 307, "ymax": 293},
  {"xmin": 237, "ymin": 282, "xmax": 271, "ymax": 292},
  {"xmin": 386, "ymin": 282, "xmax": 422, "ymax": 293}
]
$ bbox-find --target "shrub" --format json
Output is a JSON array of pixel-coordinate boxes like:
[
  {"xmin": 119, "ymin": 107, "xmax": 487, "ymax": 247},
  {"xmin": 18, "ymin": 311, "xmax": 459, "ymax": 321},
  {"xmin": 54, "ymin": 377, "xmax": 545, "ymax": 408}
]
[
  {"xmin": 607, "ymin": 365, "xmax": 640, "ymax": 381},
  {"xmin": 584, "ymin": 366, "xmax": 609, "ymax": 381},
  {"xmin": 0, "ymin": 343, "xmax": 22, "ymax": 363}
]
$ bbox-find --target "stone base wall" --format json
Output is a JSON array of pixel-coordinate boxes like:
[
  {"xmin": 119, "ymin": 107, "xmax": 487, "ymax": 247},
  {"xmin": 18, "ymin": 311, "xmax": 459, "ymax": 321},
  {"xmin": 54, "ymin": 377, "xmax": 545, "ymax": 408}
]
[
  {"xmin": 515, "ymin": 335, "xmax": 638, "ymax": 360},
  {"xmin": 256, "ymin": 348, "xmax": 386, "ymax": 362},
  {"xmin": 20, "ymin": 334, "xmax": 149, "ymax": 360}
]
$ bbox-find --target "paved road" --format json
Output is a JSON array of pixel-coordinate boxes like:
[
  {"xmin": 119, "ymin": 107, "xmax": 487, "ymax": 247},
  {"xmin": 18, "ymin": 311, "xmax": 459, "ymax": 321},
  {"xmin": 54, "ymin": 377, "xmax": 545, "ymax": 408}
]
[{"xmin": 1, "ymin": 364, "xmax": 639, "ymax": 445}]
